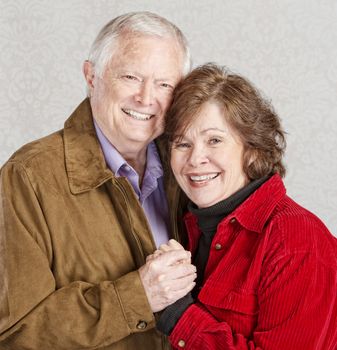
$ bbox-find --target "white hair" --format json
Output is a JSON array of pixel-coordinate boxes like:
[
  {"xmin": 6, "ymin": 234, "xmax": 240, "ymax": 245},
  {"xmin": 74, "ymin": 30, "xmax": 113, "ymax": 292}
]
[{"xmin": 87, "ymin": 11, "xmax": 191, "ymax": 78}]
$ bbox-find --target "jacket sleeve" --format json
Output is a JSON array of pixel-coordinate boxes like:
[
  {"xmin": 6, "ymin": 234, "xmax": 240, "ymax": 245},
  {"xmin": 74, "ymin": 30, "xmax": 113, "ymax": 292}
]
[
  {"xmin": 168, "ymin": 248, "xmax": 337, "ymax": 349},
  {"xmin": 0, "ymin": 161, "xmax": 155, "ymax": 349}
]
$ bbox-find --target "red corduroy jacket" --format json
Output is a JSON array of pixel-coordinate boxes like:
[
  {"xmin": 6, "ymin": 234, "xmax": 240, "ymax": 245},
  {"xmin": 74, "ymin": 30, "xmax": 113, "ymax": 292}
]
[{"xmin": 169, "ymin": 174, "xmax": 337, "ymax": 349}]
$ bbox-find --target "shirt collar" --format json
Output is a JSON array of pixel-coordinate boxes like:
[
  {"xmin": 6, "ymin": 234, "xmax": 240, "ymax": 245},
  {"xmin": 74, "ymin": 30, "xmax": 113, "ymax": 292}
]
[
  {"xmin": 93, "ymin": 120, "xmax": 127, "ymax": 176},
  {"xmin": 94, "ymin": 120, "xmax": 163, "ymax": 181},
  {"xmin": 145, "ymin": 141, "xmax": 164, "ymax": 180}
]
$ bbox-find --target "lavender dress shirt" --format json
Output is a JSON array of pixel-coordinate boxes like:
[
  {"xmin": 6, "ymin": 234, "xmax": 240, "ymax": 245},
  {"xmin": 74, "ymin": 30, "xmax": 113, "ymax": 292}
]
[{"xmin": 94, "ymin": 121, "xmax": 170, "ymax": 248}]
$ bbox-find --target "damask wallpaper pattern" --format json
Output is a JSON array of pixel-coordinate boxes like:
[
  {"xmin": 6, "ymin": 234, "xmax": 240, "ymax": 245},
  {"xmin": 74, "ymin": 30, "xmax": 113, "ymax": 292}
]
[{"xmin": 0, "ymin": 0, "xmax": 336, "ymax": 235}]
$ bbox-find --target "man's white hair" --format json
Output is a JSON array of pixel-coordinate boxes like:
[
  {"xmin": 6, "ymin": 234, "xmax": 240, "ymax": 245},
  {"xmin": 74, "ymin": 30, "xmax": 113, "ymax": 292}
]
[{"xmin": 87, "ymin": 11, "xmax": 191, "ymax": 78}]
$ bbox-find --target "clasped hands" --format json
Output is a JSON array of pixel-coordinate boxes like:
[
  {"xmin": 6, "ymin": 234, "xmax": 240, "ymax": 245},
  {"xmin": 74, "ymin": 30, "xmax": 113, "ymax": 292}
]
[{"xmin": 139, "ymin": 239, "xmax": 196, "ymax": 312}]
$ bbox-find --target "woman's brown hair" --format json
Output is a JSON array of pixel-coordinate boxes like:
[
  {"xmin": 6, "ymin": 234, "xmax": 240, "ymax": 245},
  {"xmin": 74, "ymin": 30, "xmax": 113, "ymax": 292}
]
[{"xmin": 165, "ymin": 63, "xmax": 286, "ymax": 179}]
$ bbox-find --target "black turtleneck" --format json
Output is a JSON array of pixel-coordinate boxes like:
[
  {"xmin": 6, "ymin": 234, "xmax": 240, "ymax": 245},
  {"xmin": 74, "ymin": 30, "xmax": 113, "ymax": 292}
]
[
  {"xmin": 190, "ymin": 175, "xmax": 268, "ymax": 297},
  {"xmin": 157, "ymin": 176, "xmax": 269, "ymax": 335}
]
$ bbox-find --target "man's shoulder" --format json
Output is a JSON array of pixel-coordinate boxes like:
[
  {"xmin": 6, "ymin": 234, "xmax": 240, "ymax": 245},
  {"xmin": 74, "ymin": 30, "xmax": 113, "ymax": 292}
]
[
  {"xmin": 3, "ymin": 99, "xmax": 92, "ymax": 171},
  {"xmin": 3, "ymin": 129, "xmax": 65, "ymax": 173}
]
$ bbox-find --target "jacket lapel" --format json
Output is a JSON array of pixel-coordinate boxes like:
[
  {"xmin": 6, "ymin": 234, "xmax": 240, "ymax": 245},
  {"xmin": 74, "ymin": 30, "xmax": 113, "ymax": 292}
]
[{"xmin": 63, "ymin": 98, "xmax": 113, "ymax": 194}]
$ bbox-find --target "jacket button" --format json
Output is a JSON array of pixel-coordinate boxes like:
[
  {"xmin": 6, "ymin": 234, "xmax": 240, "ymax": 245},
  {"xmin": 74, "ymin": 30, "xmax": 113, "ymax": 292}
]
[
  {"xmin": 136, "ymin": 320, "xmax": 147, "ymax": 330},
  {"xmin": 215, "ymin": 243, "xmax": 222, "ymax": 250},
  {"xmin": 178, "ymin": 339, "xmax": 186, "ymax": 347},
  {"xmin": 230, "ymin": 217, "xmax": 236, "ymax": 223}
]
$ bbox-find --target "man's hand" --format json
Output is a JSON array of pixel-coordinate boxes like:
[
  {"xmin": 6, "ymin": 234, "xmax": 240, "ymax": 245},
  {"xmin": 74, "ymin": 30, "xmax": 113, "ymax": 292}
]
[
  {"xmin": 146, "ymin": 239, "xmax": 189, "ymax": 264},
  {"xmin": 139, "ymin": 244, "xmax": 196, "ymax": 313}
]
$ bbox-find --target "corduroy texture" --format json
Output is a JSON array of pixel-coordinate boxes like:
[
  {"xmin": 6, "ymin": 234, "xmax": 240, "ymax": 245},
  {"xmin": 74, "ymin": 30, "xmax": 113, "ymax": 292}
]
[
  {"xmin": 190, "ymin": 175, "xmax": 269, "ymax": 297},
  {"xmin": 157, "ymin": 177, "xmax": 269, "ymax": 336},
  {"xmin": 0, "ymin": 98, "xmax": 182, "ymax": 350},
  {"xmin": 169, "ymin": 174, "xmax": 337, "ymax": 349}
]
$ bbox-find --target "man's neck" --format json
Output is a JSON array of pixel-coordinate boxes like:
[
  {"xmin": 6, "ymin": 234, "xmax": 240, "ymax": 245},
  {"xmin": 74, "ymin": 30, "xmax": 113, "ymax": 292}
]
[
  {"xmin": 123, "ymin": 150, "xmax": 147, "ymax": 185},
  {"xmin": 92, "ymin": 118, "xmax": 150, "ymax": 183}
]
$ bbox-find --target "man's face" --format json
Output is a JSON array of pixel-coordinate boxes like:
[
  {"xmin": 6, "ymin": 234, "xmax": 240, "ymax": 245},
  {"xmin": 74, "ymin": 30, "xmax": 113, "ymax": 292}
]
[{"xmin": 85, "ymin": 34, "xmax": 184, "ymax": 156}]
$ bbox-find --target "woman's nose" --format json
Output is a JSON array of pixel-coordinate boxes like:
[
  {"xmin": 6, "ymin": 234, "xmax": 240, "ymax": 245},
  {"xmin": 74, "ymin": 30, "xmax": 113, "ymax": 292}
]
[{"xmin": 187, "ymin": 146, "xmax": 209, "ymax": 167}]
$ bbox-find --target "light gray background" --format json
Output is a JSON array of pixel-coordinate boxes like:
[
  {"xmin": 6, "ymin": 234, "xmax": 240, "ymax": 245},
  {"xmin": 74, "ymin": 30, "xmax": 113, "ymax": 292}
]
[{"xmin": 1, "ymin": 0, "xmax": 336, "ymax": 235}]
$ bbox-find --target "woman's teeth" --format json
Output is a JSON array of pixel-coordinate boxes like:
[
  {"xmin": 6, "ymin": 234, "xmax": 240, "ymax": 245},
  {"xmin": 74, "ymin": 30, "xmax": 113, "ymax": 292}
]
[
  {"xmin": 190, "ymin": 173, "xmax": 219, "ymax": 182},
  {"xmin": 122, "ymin": 109, "xmax": 153, "ymax": 120}
]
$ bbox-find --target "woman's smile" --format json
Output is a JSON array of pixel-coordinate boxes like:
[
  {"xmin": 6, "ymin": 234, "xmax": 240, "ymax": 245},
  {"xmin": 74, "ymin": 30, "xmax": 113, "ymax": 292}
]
[{"xmin": 171, "ymin": 101, "xmax": 249, "ymax": 208}]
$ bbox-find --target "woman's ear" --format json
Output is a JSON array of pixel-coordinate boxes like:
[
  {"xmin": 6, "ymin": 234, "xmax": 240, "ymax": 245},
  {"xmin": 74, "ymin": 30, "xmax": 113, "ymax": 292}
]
[
  {"xmin": 248, "ymin": 148, "xmax": 257, "ymax": 165},
  {"xmin": 243, "ymin": 147, "xmax": 258, "ymax": 179}
]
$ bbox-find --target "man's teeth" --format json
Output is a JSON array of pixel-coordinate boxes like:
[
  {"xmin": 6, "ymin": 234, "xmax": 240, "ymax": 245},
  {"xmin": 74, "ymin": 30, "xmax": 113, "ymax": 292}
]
[
  {"xmin": 123, "ymin": 109, "xmax": 153, "ymax": 120},
  {"xmin": 190, "ymin": 174, "xmax": 219, "ymax": 182}
]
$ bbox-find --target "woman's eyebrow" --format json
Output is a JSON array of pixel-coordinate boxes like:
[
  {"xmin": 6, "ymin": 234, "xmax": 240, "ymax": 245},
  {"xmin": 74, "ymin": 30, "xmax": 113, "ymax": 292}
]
[{"xmin": 201, "ymin": 127, "xmax": 227, "ymax": 134}]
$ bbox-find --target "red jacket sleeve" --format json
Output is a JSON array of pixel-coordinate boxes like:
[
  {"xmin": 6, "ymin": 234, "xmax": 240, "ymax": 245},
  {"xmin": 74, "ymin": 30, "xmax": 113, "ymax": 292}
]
[{"xmin": 169, "ymin": 251, "xmax": 337, "ymax": 349}]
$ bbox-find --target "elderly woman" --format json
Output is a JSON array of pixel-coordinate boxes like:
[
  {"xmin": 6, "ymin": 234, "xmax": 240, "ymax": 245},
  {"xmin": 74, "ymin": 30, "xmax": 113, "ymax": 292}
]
[{"xmin": 154, "ymin": 64, "xmax": 337, "ymax": 349}]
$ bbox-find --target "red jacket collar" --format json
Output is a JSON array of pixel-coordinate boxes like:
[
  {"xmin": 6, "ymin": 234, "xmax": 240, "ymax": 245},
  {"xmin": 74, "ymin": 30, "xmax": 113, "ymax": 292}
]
[{"xmin": 184, "ymin": 174, "xmax": 286, "ymax": 238}]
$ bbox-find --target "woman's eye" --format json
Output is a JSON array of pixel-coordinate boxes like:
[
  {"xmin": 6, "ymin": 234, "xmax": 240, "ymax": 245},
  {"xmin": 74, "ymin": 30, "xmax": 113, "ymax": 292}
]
[
  {"xmin": 174, "ymin": 142, "xmax": 191, "ymax": 149},
  {"xmin": 209, "ymin": 138, "xmax": 222, "ymax": 145}
]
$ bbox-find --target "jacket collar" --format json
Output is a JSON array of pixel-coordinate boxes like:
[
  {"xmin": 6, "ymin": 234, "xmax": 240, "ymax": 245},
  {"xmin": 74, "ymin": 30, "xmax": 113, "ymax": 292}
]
[
  {"xmin": 64, "ymin": 98, "xmax": 113, "ymax": 194},
  {"xmin": 232, "ymin": 174, "xmax": 286, "ymax": 233},
  {"xmin": 185, "ymin": 174, "xmax": 286, "ymax": 234}
]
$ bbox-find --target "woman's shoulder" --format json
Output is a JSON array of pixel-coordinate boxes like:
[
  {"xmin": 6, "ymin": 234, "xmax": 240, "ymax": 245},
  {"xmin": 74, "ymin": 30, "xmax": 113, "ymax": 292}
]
[{"xmin": 266, "ymin": 195, "xmax": 337, "ymax": 268}]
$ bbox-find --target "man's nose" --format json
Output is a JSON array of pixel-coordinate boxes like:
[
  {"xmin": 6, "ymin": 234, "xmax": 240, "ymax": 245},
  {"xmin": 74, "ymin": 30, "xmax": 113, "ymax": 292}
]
[{"xmin": 135, "ymin": 81, "xmax": 154, "ymax": 106}]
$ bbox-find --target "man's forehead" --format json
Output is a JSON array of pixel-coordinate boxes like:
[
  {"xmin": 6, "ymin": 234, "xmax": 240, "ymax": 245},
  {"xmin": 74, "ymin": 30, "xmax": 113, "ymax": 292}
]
[
  {"xmin": 107, "ymin": 33, "xmax": 183, "ymax": 77},
  {"xmin": 115, "ymin": 33, "xmax": 180, "ymax": 56},
  {"xmin": 118, "ymin": 31, "xmax": 175, "ymax": 46}
]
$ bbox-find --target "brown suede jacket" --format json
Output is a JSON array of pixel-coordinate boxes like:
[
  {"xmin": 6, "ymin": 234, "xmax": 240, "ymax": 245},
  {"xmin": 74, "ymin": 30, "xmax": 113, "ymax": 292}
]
[{"xmin": 0, "ymin": 98, "xmax": 186, "ymax": 350}]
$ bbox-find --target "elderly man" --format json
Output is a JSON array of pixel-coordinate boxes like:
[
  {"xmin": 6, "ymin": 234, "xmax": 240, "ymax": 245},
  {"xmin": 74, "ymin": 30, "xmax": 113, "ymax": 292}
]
[{"xmin": 0, "ymin": 12, "xmax": 196, "ymax": 349}]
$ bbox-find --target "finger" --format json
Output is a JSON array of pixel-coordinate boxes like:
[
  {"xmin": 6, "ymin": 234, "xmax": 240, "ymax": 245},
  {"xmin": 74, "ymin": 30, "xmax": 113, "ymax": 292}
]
[
  {"xmin": 180, "ymin": 258, "xmax": 191, "ymax": 264},
  {"xmin": 154, "ymin": 249, "xmax": 191, "ymax": 267},
  {"xmin": 153, "ymin": 250, "xmax": 163, "ymax": 258},
  {"xmin": 162, "ymin": 272, "xmax": 197, "ymax": 292},
  {"xmin": 170, "ymin": 262, "xmax": 196, "ymax": 276},
  {"xmin": 164, "ymin": 282, "xmax": 196, "ymax": 304},
  {"xmin": 172, "ymin": 257, "xmax": 192, "ymax": 265},
  {"xmin": 167, "ymin": 239, "xmax": 184, "ymax": 250},
  {"xmin": 159, "ymin": 263, "xmax": 196, "ymax": 282},
  {"xmin": 158, "ymin": 243, "xmax": 171, "ymax": 252},
  {"xmin": 146, "ymin": 254, "xmax": 154, "ymax": 262},
  {"xmin": 158, "ymin": 239, "xmax": 185, "ymax": 253},
  {"xmin": 158, "ymin": 265, "xmax": 196, "ymax": 285}
]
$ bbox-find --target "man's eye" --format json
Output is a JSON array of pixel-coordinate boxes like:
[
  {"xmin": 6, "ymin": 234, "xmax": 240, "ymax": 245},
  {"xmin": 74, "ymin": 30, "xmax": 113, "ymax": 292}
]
[
  {"xmin": 160, "ymin": 82, "xmax": 173, "ymax": 89},
  {"xmin": 123, "ymin": 75, "xmax": 138, "ymax": 81}
]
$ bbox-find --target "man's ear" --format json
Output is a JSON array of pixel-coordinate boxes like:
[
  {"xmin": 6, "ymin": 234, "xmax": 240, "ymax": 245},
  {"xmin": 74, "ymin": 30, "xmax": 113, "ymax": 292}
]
[{"xmin": 83, "ymin": 60, "xmax": 95, "ymax": 91}]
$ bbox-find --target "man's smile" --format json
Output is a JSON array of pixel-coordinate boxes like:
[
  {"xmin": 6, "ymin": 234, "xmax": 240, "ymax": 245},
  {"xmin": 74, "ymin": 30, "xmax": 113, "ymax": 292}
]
[{"xmin": 122, "ymin": 108, "xmax": 154, "ymax": 121}]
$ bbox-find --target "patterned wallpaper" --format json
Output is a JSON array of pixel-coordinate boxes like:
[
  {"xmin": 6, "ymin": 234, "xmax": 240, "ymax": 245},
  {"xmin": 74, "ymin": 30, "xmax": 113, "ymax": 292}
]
[{"xmin": 1, "ymin": 0, "xmax": 336, "ymax": 235}]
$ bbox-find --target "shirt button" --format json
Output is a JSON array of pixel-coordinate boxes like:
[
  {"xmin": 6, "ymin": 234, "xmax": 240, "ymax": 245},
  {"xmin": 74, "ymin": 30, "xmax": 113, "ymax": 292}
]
[
  {"xmin": 215, "ymin": 243, "xmax": 222, "ymax": 250},
  {"xmin": 136, "ymin": 320, "xmax": 147, "ymax": 330},
  {"xmin": 178, "ymin": 339, "xmax": 186, "ymax": 347},
  {"xmin": 124, "ymin": 165, "xmax": 131, "ymax": 172}
]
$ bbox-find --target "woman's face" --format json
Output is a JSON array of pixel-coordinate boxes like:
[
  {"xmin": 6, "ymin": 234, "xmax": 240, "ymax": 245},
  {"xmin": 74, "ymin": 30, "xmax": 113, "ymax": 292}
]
[{"xmin": 170, "ymin": 101, "xmax": 249, "ymax": 208}]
